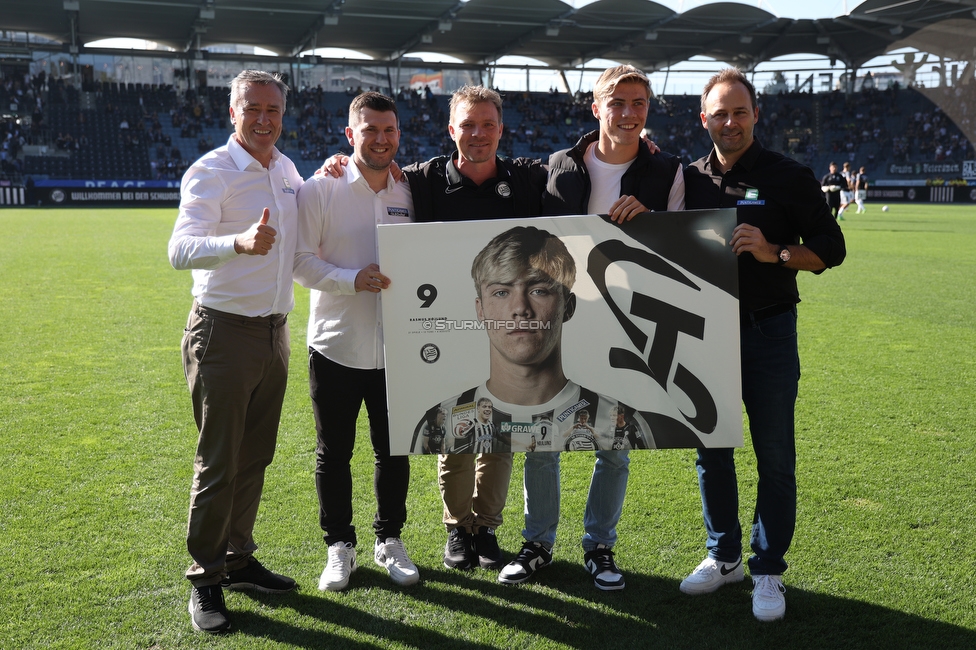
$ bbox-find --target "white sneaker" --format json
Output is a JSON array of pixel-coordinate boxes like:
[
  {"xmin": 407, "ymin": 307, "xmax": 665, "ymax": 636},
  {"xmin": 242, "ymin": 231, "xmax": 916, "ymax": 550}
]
[
  {"xmin": 374, "ymin": 537, "xmax": 420, "ymax": 587},
  {"xmin": 752, "ymin": 574, "xmax": 786, "ymax": 622},
  {"xmin": 319, "ymin": 541, "xmax": 357, "ymax": 592},
  {"xmin": 679, "ymin": 556, "xmax": 744, "ymax": 595}
]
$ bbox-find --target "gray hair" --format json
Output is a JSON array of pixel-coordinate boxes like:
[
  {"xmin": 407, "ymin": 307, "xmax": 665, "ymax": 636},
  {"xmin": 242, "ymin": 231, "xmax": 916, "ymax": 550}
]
[{"xmin": 229, "ymin": 70, "xmax": 289, "ymax": 112}]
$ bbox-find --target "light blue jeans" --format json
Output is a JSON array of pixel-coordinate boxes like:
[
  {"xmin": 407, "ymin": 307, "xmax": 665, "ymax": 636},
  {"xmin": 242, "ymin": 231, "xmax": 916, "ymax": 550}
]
[{"xmin": 522, "ymin": 449, "xmax": 630, "ymax": 552}]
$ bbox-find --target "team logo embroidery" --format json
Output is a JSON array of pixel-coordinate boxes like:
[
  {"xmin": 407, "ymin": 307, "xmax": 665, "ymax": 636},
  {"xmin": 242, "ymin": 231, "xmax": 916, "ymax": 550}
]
[
  {"xmin": 745, "ymin": 188, "xmax": 759, "ymax": 200},
  {"xmin": 495, "ymin": 181, "xmax": 512, "ymax": 198},
  {"xmin": 282, "ymin": 177, "xmax": 295, "ymax": 194}
]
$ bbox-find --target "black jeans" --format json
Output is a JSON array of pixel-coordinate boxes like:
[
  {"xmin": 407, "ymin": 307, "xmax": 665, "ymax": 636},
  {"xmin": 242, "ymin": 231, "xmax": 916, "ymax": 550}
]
[{"xmin": 309, "ymin": 348, "xmax": 409, "ymax": 546}]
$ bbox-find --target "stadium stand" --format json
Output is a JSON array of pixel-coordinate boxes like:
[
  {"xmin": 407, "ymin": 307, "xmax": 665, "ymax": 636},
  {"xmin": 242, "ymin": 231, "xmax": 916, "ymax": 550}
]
[{"xmin": 1, "ymin": 70, "xmax": 974, "ymax": 189}]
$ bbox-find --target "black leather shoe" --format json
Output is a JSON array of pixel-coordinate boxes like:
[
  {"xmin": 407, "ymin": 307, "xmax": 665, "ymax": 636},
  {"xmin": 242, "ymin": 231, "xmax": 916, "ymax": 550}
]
[{"xmin": 221, "ymin": 557, "xmax": 297, "ymax": 594}]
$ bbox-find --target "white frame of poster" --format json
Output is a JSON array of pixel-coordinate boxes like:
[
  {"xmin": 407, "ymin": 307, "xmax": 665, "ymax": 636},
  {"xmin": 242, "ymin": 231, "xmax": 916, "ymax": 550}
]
[{"xmin": 378, "ymin": 209, "xmax": 743, "ymax": 456}]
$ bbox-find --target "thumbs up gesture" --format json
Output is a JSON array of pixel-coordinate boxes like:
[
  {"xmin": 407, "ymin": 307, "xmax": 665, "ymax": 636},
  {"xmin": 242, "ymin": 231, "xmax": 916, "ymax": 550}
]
[{"xmin": 234, "ymin": 208, "xmax": 277, "ymax": 256}]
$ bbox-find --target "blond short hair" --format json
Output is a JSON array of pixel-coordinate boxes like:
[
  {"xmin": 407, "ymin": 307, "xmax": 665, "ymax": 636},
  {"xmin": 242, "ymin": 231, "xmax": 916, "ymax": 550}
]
[
  {"xmin": 593, "ymin": 65, "xmax": 650, "ymax": 104},
  {"xmin": 471, "ymin": 226, "xmax": 576, "ymax": 301}
]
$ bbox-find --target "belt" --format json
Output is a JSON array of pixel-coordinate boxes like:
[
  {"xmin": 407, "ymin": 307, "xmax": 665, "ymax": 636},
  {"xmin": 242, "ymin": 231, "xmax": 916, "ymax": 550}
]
[
  {"xmin": 193, "ymin": 301, "xmax": 287, "ymax": 327},
  {"xmin": 740, "ymin": 303, "xmax": 793, "ymax": 327}
]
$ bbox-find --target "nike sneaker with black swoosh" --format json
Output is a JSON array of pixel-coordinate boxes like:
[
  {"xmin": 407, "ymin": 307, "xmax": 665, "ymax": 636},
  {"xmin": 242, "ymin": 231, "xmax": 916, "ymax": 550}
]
[
  {"xmin": 497, "ymin": 541, "xmax": 553, "ymax": 585},
  {"xmin": 583, "ymin": 544, "xmax": 625, "ymax": 591},
  {"xmin": 679, "ymin": 556, "xmax": 744, "ymax": 595}
]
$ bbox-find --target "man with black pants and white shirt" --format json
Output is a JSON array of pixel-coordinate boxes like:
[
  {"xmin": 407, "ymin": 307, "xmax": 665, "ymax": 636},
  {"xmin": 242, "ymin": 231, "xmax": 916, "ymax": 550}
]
[
  {"xmin": 322, "ymin": 86, "xmax": 548, "ymax": 573},
  {"xmin": 294, "ymin": 91, "xmax": 419, "ymax": 593}
]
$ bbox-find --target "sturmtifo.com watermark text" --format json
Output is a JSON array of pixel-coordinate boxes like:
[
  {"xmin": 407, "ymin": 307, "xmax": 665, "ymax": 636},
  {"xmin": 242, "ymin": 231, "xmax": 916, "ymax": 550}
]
[{"xmin": 420, "ymin": 319, "xmax": 552, "ymax": 331}]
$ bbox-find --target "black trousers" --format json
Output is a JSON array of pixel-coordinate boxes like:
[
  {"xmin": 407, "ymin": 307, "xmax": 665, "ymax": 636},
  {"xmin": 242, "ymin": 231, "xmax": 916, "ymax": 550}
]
[{"xmin": 309, "ymin": 348, "xmax": 409, "ymax": 546}]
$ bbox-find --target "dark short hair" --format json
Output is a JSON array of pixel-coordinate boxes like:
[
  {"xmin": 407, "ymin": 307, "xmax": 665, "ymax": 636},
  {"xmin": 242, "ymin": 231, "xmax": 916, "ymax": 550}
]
[
  {"xmin": 700, "ymin": 68, "xmax": 757, "ymax": 114},
  {"xmin": 348, "ymin": 91, "xmax": 399, "ymax": 127}
]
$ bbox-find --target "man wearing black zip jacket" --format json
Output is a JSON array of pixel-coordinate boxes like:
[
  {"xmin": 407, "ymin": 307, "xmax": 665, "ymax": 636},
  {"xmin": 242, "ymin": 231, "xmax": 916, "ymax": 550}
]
[{"xmin": 498, "ymin": 64, "xmax": 685, "ymax": 592}]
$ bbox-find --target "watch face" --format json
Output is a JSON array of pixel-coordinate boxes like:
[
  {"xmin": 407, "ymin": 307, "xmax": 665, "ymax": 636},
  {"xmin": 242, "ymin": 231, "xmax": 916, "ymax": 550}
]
[{"xmin": 779, "ymin": 247, "xmax": 791, "ymax": 262}]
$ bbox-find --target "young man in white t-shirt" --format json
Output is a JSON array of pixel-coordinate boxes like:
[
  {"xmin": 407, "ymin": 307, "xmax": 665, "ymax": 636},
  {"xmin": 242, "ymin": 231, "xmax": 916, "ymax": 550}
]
[{"xmin": 500, "ymin": 65, "xmax": 685, "ymax": 592}]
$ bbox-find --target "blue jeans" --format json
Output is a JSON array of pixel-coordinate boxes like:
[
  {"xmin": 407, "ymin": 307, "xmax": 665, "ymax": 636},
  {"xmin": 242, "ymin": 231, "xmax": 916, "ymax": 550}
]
[
  {"xmin": 696, "ymin": 309, "xmax": 799, "ymax": 576},
  {"xmin": 522, "ymin": 449, "xmax": 630, "ymax": 552}
]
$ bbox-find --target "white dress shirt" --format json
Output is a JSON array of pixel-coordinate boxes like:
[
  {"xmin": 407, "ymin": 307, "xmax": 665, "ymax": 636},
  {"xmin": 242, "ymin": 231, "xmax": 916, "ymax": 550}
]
[
  {"xmin": 168, "ymin": 135, "xmax": 303, "ymax": 317},
  {"xmin": 294, "ymin": 161, "xmax": 413, "ymax": 370}
]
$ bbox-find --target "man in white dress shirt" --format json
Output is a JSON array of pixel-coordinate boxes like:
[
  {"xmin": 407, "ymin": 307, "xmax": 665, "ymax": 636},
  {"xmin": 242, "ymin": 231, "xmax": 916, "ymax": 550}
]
[
  {"xmin": 293, "ymin": 91, "xmax": 419, "ymax": 593},
  {"xmin": 168, "ymin": 70, "xmax": 301, "ymax": 634}
]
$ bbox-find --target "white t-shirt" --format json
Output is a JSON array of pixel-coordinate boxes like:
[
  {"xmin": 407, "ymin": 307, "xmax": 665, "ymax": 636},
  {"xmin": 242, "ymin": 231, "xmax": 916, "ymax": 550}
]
[{"xmin": 584, "ymin": 142, "xmax": 633, "ymax": 215}]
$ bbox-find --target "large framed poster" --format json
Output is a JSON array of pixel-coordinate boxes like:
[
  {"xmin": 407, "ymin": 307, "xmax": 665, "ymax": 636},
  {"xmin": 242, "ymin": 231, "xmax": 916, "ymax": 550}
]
[{"xmin": 377, "ymin": 209, "xmax": 742, "ymax": 456}]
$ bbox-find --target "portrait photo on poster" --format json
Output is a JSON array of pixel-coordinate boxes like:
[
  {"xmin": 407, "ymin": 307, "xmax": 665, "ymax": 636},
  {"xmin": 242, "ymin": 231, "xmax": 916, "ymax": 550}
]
[{"xmin": 378, "ymin": 210, "xmax": 743, "ymax": 456}]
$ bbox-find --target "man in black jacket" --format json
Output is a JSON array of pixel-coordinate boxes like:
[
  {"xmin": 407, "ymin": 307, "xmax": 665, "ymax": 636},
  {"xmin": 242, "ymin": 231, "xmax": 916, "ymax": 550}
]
[
  {"xmin": 821, "ymin": 161, "xmax": 845, "ymax": 219},
  {"xmin": 499, "ymin": 64, "xmax": 685, "ymax": 592},
  {"xmin": 402, "ymin": 86, "xmax": 548, "ymax": 574}
]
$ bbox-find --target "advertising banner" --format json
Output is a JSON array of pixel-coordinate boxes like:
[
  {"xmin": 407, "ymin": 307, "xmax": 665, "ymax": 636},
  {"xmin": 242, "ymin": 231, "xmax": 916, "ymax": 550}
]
[
  {"xmin": 34, "ymin": 180, "xmax": 181, "ymax": 206},
  {"xmin": 377, "ymin": 210, "xmax": 743, "ymax": 456}
]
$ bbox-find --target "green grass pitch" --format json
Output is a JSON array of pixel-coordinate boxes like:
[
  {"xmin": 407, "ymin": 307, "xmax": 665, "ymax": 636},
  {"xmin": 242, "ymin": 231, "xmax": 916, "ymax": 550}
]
[{"xmin": 1, "ymin": 202, "xmax": 974, "ymax": 649}]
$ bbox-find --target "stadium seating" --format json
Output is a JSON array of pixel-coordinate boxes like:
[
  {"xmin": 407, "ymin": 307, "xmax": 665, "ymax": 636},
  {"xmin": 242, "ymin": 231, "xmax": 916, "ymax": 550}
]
[{"xmin": 1, "ymin": 72, "xmax": 973, "ymax": 187}]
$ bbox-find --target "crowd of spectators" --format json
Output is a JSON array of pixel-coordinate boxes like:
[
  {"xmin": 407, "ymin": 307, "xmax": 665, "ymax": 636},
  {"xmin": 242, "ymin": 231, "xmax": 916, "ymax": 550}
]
[{"xmin": 2, "ymin": 69, "xmax": 975, "ymax": 186}]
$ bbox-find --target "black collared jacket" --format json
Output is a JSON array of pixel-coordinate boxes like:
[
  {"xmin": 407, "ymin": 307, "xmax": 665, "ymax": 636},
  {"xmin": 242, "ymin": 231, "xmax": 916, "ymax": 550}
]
[{"xmin": 404, "ymin": 152, "xmax": 547, "ymax": 222}]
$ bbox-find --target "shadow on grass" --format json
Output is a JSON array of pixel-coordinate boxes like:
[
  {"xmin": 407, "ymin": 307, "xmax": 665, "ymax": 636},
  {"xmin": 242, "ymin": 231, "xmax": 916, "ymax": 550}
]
[{"xmin": 228, "ymin": 561, "xmax": 976, "ymax": 650}]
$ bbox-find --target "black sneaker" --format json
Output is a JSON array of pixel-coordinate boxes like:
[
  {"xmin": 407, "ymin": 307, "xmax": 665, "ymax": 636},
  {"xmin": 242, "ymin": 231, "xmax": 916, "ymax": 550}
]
[
  {"xmin": 221, "ymin": 557, "xmax": 297, "ymax": 594},
  {"xmin": 188, "ymin": 584, "xmax": 231, "ymax": 634},
  {"xmin": 497, "ymin": 541, "xmax": 552, "ymax": 585},
  {"xmin": 444, "ymin": 528, "xmax": 476, "ymax": 570},
  {"xmin": 474, "ymin": 526, "xmax": 504, "ymax": 570},
  {"xmin": 583, "ymin": 544, "xmax": 625, "ymax": 591}
]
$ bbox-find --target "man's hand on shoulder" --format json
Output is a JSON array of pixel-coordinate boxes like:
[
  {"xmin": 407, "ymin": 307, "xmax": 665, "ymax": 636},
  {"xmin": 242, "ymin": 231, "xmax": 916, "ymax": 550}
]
[
  {"xmin": 234, "ymin": 208, "xmax": 276, "ymax": 256},
  {"xmin": 318, "ymin": 153, "xmax": 350, "ymax": 178},
  {"xmin": 317, "ymin": 154, "xmax": 403, "ymax": 182},
  {"xmin": 641, "ymin": 135, "xmax": 660, "ymax": 155}
]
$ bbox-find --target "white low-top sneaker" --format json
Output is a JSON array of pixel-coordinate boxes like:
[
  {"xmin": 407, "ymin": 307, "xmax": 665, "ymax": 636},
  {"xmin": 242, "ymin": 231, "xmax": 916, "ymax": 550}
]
[
  {"xmin": 319, "ymin": 541, "xmax": 357, "ymax": 592},
  {"xmin": 374, "ymin": 537, "xmax": 420, "ymax": 586},
  {"xmin": 752, "ymin": 574, "xmax": 787, "ymax": 622},
  {"xmin": 679, "ymin": 556, "xmax": 744, "ymax": 595}
]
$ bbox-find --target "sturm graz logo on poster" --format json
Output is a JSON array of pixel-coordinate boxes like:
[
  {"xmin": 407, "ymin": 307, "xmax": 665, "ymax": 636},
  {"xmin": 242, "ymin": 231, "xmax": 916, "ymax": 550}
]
[{"xmin": 419, "ymin": 343, "xmax": 440, "ymax": 364}]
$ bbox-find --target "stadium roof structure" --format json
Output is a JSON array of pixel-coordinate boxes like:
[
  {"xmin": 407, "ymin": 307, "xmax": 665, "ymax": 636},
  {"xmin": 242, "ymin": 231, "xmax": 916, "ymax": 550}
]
[{"xmin": 6, "ymin": 0, "xmax": 976, "ymax": 72}]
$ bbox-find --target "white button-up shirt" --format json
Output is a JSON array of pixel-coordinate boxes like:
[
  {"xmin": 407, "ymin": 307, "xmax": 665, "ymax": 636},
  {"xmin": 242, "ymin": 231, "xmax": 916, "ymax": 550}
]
[
  {"xmin": 294, "ymin": 162, "xmax": 413, "ymax": 370},
  {"xmin": 168, "ymin": 135, "xmax": 303, "ymax": 317}
]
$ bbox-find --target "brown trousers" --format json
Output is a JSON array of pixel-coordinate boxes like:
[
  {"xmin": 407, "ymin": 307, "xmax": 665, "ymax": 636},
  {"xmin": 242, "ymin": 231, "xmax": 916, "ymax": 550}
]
[
  {"xmin": 181, "ymin": 302, "xmax": 290, "ymax": 586},
  {"xmin": 438, "ymin": 452, "xmax": 513, "ymax": 532}
]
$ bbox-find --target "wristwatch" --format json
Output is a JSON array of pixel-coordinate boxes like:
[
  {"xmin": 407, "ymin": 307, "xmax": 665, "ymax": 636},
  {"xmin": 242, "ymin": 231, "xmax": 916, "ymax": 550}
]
[{"xmin": 776, "ymin": 245, "xmax": 791, "ymax": 265}]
